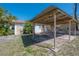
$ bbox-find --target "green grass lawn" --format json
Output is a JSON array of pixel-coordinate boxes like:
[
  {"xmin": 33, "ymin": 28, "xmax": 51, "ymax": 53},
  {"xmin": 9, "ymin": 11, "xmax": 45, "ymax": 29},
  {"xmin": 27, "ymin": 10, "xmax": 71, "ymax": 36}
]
[
  {"xmin": 0, "ymin": 37, "xmax": 53, "ymax": 56},
  {"xmin": 0, "ymin": 36, "xmax": 79, "ymax": 56}
]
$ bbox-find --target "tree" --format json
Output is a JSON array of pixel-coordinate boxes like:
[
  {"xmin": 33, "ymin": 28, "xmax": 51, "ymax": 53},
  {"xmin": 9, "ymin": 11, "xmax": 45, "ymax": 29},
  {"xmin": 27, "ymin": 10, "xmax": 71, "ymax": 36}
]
[
  {"xmin": 23, "ymin": 22, "xmax": 32, "ymax": 34},
  {"xmin": 0, "ymin": 8, "xmax": 16, "ymax": 36},
  {"xmin": 73, "ymin": 3, "xmax": 78, "ymax": 30},
  {"xmin": 6, "ymin": 14, "xmax": 16, "ymax": 25}
]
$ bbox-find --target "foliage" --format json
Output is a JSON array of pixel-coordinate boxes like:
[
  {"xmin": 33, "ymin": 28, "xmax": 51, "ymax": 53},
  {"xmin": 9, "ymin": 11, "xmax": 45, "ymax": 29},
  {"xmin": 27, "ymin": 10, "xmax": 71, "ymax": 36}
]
[
  {"xmin": 23, "ymin": 22, "xmax": 32, "ymax": 34},
  {"xmin": 0, "ymin": 8, "xmax": 16, "ymax": 36}
]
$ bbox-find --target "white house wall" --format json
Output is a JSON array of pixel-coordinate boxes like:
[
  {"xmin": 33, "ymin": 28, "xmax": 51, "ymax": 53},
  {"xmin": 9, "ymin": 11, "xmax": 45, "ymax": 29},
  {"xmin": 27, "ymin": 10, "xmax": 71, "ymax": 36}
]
[
  {"xmin": 15, "ymin": 24, "xmax": 24, "ymax": 35},
  {"xmin": 35, "ymin": 25, "xmax": 42, "ymax": 34}
]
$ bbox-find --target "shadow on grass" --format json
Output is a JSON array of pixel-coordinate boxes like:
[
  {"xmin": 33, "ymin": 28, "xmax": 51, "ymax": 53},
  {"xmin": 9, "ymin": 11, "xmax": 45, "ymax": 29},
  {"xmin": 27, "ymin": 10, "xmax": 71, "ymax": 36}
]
[
  {"xmin": 21, "ymin": 35, "xmax": 35, "ymax": 47},
  {"xmin": 21, "ymin": 30, "xmax": 78, "ymax": 47},
  {"xmin": 21, "ymin": 34, "xmax": 50, "ymax": 47}
]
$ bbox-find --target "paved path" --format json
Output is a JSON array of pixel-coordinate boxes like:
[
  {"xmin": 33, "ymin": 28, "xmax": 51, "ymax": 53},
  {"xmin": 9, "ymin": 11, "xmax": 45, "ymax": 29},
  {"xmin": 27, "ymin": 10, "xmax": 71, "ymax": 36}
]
[
  {"xmin": 0, "ymin": 35, "xmax": 20, "ymax": 43},
  {"xmin": 34, "ymin": 34, "xmax": 76, "ymax": 50}
]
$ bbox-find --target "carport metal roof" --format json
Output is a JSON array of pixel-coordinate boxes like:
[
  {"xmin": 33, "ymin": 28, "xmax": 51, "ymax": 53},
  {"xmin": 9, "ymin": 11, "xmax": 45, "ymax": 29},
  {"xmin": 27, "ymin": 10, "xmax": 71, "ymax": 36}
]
[{"xmin": 31, "ymin": 6, "xmax": 78, "ymax": 25}]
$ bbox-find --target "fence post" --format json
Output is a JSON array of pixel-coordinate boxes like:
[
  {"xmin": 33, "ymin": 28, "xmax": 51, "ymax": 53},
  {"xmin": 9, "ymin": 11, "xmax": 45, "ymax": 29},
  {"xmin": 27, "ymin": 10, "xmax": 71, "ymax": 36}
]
[
  {"xmin": 32, "ymin": 24, "xmax": 35, "ymax": 39},
  {"xmin": 53, "ymin": 13, "xmax": 56, "ymax": 49},
  {"xmin": 69, "ymin": 20, "xmax": 71, "ymax": 40}
]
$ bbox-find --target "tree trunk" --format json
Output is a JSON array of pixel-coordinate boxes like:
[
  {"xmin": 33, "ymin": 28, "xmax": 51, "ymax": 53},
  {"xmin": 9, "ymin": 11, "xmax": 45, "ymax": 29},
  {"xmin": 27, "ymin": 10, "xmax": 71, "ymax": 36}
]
[{"xmin": 74, "ymin": 3, "xmax": 78, "ymax": 30}]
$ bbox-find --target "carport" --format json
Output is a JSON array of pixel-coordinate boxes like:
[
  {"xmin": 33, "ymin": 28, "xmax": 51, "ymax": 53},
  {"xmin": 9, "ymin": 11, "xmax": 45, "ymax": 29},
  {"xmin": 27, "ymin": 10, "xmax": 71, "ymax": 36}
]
[{"xmin": 31, "ymin": 6, "xmax": 78, "ymax": 49}]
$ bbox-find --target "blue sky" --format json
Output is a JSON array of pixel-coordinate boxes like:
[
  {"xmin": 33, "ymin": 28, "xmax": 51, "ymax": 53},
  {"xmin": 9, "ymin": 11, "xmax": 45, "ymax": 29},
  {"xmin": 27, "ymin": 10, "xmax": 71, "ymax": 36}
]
[{"xmin": 0, "ymin": 3, "xmax": 79, "ymax": 21}]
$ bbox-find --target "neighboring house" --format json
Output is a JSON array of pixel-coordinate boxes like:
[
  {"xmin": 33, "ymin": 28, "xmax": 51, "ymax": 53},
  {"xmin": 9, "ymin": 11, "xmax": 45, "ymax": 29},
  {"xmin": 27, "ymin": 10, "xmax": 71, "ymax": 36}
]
[
  {"xmin": 14, "ymin": 20, "xmax": 25, "ymax": 35},
  {"xmin": 14, "ymin": 20, "xmax": 41, "ymax": 35}
]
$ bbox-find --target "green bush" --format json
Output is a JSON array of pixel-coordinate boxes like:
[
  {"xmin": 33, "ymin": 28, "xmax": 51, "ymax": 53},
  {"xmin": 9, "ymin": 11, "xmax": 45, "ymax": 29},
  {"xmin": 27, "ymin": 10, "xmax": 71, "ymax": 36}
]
[
  {"xmin": 23, "ymin": 22, "xmax": 32, "ymax": 35},
  {"xmin": 0, "ymin": 8, "xmax": 16, "ymax": 36}
]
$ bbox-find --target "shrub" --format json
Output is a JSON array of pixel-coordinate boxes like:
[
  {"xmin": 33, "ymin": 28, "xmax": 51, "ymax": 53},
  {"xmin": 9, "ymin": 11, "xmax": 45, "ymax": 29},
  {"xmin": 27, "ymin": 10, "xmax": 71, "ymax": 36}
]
[{"xmin": 23, "ymin": 22, "xmax": 32, "ymax": 35}]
